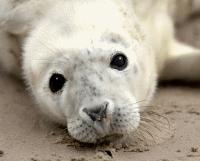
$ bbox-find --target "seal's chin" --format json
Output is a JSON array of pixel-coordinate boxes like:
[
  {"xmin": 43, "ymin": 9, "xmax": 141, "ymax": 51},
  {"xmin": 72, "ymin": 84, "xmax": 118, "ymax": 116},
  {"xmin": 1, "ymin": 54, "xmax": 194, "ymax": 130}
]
[
  {"xmin": 67, "ymin": 117, "xmax": 98, "ymax": 143},
  {"xmin": 67, "ymin": 107, "xmax": 140, "ymax": 143}
]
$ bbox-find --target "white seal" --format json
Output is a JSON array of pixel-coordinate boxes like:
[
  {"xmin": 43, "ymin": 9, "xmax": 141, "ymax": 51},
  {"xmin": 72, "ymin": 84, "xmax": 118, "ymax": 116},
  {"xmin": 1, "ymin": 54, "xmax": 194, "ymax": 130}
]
[{"xmin": 0, "ymin": 0, "xmax": 200, "ymax": 143}]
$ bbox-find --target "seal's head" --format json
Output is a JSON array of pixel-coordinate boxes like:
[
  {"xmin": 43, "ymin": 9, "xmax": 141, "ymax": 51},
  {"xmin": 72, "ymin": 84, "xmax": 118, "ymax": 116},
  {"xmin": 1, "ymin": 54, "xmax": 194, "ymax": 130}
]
[{"xmin": 23, "ymin": 0, "xmax": 157, "ymax": 143}]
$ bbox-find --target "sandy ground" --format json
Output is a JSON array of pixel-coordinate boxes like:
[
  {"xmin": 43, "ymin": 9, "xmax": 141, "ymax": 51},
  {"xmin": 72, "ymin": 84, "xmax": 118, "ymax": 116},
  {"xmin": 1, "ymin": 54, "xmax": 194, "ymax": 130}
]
[{"xmin": 1, "ymin": 17, "xmax": 200, "ymax": 161}]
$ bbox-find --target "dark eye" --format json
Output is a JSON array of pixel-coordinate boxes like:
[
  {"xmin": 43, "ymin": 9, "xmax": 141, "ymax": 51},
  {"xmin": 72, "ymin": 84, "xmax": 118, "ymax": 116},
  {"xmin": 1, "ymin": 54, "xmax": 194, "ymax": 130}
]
[
  {"xmin": 49, "ymin": 73, "xmax": 66, "ymax": 93},
  {"xmin": 110, "ymin": 52, "xmax": 128, "ymax": 71}
]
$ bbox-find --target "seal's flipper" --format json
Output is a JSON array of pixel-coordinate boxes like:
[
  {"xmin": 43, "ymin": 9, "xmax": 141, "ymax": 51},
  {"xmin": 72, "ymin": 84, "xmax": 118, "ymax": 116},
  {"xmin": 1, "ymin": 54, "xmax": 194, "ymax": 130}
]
[
  {"xmin": 160, "ymin": 41, "xmax": 200, "ymax": 81},
  {"xmin": 0, "ymin": 0, "xmax": 53, "ymax": 34},
  {"xmin": 0, "ymin": 31, "xmax": 21, "ymax": 76}
]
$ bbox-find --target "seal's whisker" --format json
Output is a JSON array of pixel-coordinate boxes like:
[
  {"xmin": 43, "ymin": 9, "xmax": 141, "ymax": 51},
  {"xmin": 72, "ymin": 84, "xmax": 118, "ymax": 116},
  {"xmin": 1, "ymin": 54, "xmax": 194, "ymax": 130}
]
[
  {"xmin": 137, "ymin": 127, "xmax": 156, "ymax": 144},
  {"xmin": 139, "ymin": 124, "xmax": 171, "ymax": 141},
  {"xmin": 133, "ymin": 130, "xmax": 148, "ymax": 143},
  {"xmin": 140, "ymin": 121, "xmax": 171, "ymax": 137},
  {"xmin": 39, "ymin": 39, "xmax": 57, "ymax": 53},
  {"xmin": 139, "ymin": 105, "xmax": 155, "ymax": 108},
  {"xmin": 121, "ymin": 99, "xmax": 149, "ymax": 107},
  {"xmin": 140, "ymin": 113, "xmax": 172, "ymax": 133},
  {"xmin": 140, "ymin": 120, "xmax": 162, "ymax": 132},
  {"xmin": 144, "ymin": 111, "xmax": 170, "ymax": 129},
  {"xmin": 140, "ymin": 115, "xmax": 170, "ymax": 128}
]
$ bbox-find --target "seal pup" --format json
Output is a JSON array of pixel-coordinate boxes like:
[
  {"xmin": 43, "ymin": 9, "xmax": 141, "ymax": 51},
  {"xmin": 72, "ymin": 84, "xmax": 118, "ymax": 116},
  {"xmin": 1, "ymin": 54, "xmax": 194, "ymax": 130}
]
[{"xmin": 0, "ymin": 0, "xmax": 200, "ymax": 143}]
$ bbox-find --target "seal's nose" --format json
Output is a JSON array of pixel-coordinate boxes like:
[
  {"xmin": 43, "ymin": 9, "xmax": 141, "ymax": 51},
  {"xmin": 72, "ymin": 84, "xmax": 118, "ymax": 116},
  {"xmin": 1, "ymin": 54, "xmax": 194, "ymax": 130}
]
[{"xmin": 83, "ymin": 102, "xmax": 108, "ymax": 121}]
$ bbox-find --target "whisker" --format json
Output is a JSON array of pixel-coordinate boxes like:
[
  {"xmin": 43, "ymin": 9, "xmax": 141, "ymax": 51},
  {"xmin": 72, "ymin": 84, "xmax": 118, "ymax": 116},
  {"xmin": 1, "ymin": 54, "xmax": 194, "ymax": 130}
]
[
  {"xmin": 145, "ymin": 111, "xmax": 170, "ymax": 128},
  {"xmin": 140, "ymin": 120, "xmax": 162, "ymax": 132},
  {"xmin": 133, "ymin": 130, "xmax": 147, "ymax": 143},
  {"xmin": 140, "ymin": 105, "xmax": 155, "ymax": 108},
  {"xmin": 122, "ymin": 99, "xmax": 149, "ymax": 107},
  {"xmin": 140, "ymin": 115, "xmax": 170, "ymax": 128},
  {"xmin": 137, "ymin": 127, "xmax": 156, "ymax": 144},
  {"xmin": 139, "ymin": 123, "xmax": 171, "ymax": 140}
]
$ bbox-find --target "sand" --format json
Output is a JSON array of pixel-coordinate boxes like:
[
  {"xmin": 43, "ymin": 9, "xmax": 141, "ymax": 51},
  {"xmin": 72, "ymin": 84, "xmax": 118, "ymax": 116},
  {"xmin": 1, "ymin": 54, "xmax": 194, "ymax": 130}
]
[{"xmin": 0, "ymin": 16, "xmax": 200, "ymax": 161}]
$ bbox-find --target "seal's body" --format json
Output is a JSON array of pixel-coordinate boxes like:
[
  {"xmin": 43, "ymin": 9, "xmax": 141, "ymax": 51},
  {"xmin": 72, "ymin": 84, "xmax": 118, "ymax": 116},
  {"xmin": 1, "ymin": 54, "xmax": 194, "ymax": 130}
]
[{"xmin": 0, "ymin": 0, "xmax": 200, "ymax": 143}]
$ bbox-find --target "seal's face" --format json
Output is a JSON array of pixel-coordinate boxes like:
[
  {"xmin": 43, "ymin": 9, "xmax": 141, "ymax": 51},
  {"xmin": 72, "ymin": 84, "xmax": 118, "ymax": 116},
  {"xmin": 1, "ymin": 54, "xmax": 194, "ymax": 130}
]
[
  {"xmin": 62, "ymin": 46, "xmax": 141, "ymax": 143},
  {"xmin": 23, "ymin": 0, "xmax": 157, "ymax": 143}
]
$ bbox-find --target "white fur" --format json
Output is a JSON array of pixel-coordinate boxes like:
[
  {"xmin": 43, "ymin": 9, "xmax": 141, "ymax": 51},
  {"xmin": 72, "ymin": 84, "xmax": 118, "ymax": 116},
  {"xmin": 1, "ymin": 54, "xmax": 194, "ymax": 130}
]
[{"xmin": 0, "ymin": 0, "xmax": 199, "ymax": 143}]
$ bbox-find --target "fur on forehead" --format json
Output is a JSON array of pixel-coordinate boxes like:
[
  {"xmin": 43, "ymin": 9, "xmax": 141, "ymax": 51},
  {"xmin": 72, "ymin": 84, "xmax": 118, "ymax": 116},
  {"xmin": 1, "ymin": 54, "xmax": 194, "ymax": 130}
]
[
  {"xmin": 23, "ymin": 31, "xmax": 136, "ymax": 86},
  {"xmin": 23, "ymin": 0, "xmax": 144, "ymax": 87}
]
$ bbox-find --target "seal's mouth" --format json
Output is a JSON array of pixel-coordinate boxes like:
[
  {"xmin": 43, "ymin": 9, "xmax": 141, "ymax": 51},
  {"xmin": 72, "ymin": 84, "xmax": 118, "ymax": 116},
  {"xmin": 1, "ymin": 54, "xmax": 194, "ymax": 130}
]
[
  {"xmin": 93, "ymin": 119, "xmax": 111, "ymax": 137},
  {"xmin": 67, "ymin": 106, "xmax": 140, "ymax": 143},
  {"xmin": 67, "ymin": 117, "xmax": 125, "ymax": 143}
]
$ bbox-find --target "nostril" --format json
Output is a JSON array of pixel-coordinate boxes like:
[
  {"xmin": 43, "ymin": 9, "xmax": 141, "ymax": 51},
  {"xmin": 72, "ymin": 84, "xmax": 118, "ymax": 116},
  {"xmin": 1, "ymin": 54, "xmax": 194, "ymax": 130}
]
[
  {"xmin": 83, "ymin": 108, "xmax": 99, "ymax": 121},
  {"xmin": 83, "ymin": 102, "xmax": 108, "ymax": 121}
]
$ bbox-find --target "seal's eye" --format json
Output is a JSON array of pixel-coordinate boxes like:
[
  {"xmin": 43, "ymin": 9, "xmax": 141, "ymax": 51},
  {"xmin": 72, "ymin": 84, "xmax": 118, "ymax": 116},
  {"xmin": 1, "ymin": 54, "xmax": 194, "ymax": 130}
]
[
  {"xmin": 110, "ymin": 52, "xmax": 128, "ymax": 71},
  {"xmin": 49, "ymin": 73, "xmax": 66, "ymax": 93}
]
